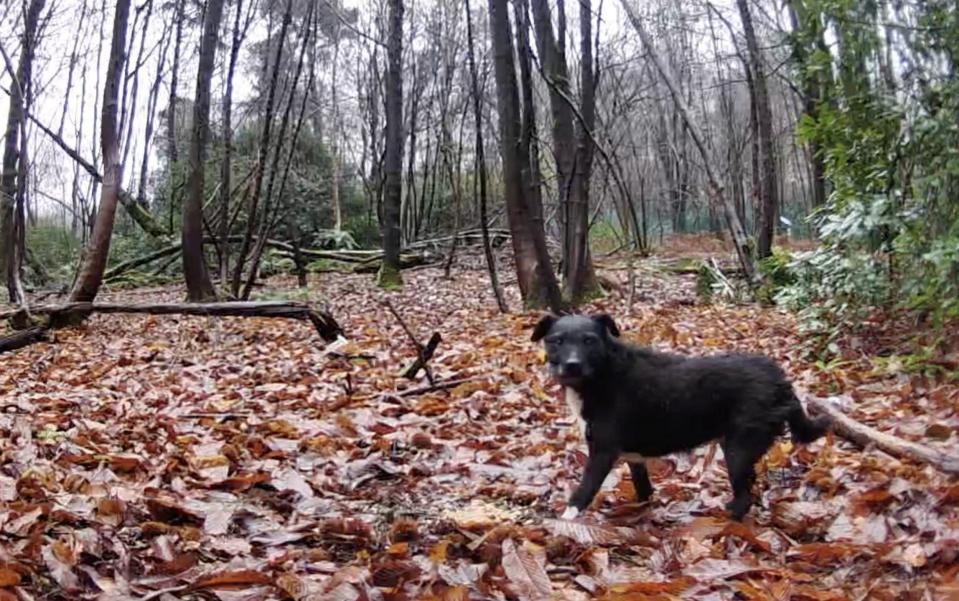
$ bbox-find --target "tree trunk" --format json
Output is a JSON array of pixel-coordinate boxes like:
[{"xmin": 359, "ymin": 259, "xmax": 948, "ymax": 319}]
[
  {"xmin": 0, "ymin": 0, "xmax": 45, "ymax": 305},
  {"xmin": 182, "ymin": 0, "xmax": 225, "ymax": 302},
  {"xmin": 330, "ymin": 32, "xmax": 343, "ymax": 231},
  {"xmin": 70, "ymin": 0, "xmax": 132, "ymax": 302},
  {"xmin": 379, "ymin": 0, "xmax": 404, "ymax": 288},
  {"xmin": 219, "ymin": 0, "xmax": 246, "ymax": 284},
  {"xmin": 230, "ymin": 0, "xmax": 292, "ymax": 297},
  {"xmin": 465, "ymin": 0, "xmax": 507, "ymax": 311},
  {"xmin": 570, "ymin": 0, "xmax": 599, "ymax": 302},
  {"xmin": 240, "ymin": 0, "xmax": 314, "ymax": 300},
  {"xmin": 137, "ymin": 20, "xmax": 172, "ymax": 208},
  {"xmin": 737, "ymin": 0, "xmax": 778, "ymax": 258},
  {"xmin": 529, "ymin": 0, "xmax": 598, "ymax": 303},
  {"xmin": 488, "ymin": 0, "xmax": 562, "ymax": 309},
  {"xmin": 619, "ymin": 0, "xmax": 759, "ymax": 284},
  {"xmin": 787, "ymin": 0, "xmax": 828, "ymax": 209}
]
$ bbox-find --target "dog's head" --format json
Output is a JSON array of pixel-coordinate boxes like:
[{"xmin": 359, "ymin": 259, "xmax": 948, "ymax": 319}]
[{"xmin": 531, "ymin": 313, "xmax": 620, "ymax": 387}]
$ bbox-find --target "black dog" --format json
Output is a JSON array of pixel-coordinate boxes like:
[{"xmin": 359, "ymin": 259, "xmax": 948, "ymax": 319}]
[{"xmin": 532, "ymin": 313, "xmax": 830, "ymax": 521}]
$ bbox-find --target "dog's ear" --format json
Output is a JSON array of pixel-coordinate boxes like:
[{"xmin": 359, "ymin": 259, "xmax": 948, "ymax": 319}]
[
  {"xmin": 530, "ymin": 314, "xmax": 557, "ymax": 342},
  {"xmin": 593, "ymin": 313, "xmax": 620, "ymax": 337}
]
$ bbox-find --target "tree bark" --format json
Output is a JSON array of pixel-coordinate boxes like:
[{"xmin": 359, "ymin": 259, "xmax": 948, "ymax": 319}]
[
  {"xmin": 137, "ymin": 19, "xmax": 172, "ymax": 208},
  {"xmin": 619, "ymin": 0, "xmax": 759, "ymax": 285},
  {"xmin": 529, "ymin": 0, "xmax": 598, "ymax": 303},
  {"xmin": 571, "ymin": 0, "xmax": 599, "ymax": 301},
  {"xmin": 379, "ymin": 0, "xmax": 404, "ymax": 288},
  {"xmin": 219, "ymin": 0, "xmax": 247, "ymax": 284},
  {"xmin": 465, "ymin": 0, "xmax": 507, "ymax": 312},
  {"xmin": 488, "ymin": 0, "xmax": 562, "ymax": 309},
  {"xmin": 182, "ymin": 0, "xmax": 225, "ymax": 302},
  {"xmin": 230, "ymin": 0, "xmax": 292, "ymax": 297},
  {"xmin": 70, "ymin": 0, "xmax": 132, "ymax": 302},
  {"xmin": 736, "ymin": 0, "xmax": 778, "ymax": 258},
  {"xmin": 0, "ymin": 0, "xmax": 45, "ymax": 305},
  {"xmin": 330, "ymin": 32, "xmax": 343, "ymax": 231},
  {"xmin": 167, "ymin": 0, "xmax": 183, "ymax": 164},
  {"xmin": 241, "ymin": 0, "xmax": 314, "ymax": 300}
]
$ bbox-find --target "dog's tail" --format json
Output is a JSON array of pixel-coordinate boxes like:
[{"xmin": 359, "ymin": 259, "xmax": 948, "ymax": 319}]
[{"xmin": 781, "ymin": 384, "xmax": 831, "ymax": 443}]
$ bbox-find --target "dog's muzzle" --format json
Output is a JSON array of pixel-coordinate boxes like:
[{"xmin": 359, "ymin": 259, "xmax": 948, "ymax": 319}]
[{"xmin": 550, "ymin": 361, "xmax": 586, "ymax": 386}]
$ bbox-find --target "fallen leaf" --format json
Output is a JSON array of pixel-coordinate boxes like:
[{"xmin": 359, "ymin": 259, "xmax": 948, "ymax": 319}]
[
  {"xmin": 189, "ymin": 569, "xmax": 273, "ymax": 590},
  {"xmin": 684, "ymin": 558, "xmax": 766, "ymax": 581},
  {"xmin": 543, "ymin": 518, "xmax": 654, "ymax": 547},
  {"xmin": 500, "ymin": 538, "xmax": 551, "ymax": 600}
]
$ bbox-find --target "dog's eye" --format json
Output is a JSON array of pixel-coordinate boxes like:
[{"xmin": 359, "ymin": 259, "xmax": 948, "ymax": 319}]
[{"xmin": 546, "ymin": 335, "xmax": 563, "ymax": 346}]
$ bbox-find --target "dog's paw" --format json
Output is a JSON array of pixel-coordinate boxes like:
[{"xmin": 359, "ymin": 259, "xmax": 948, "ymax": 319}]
[{"xmin": 560, "ymin": 506, "xmax": 580, "ymax": 520}]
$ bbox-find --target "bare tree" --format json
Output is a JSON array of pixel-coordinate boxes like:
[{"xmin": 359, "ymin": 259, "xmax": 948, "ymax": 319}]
[
  {"xmin": 182, "ymin": 0, "xmax": 226, "ymax": 302},
  {"xmin": 71, "ymin": 0, "xmax": 132, "ymax": 302},
  {"xmin": 230, "ymin": 0, "xmax": 293, "ymax": 297},
  {"xmin": 0, "ymin": 0, "xmax": 47, "ymax": 304},
  {"xmin": 379, "ymin": 0, "xmax": 404, "ymax": 288},
  {"xmin": 465, "ymin": 0, "xmax": 507, "ymax": 311},
  {"xmin": 736, "ymin": 0, "xmax": 778, "ymax": 258},
  {"xmin": 619, "ymin": 0, "xmax": 758, "ymax": 284},
  {"xmin": 488, "ymin": 0, "xmax": 562, "ymax": 309},
  {"xmin": 528, "ymin": 0, "xmax": 599, "ymax": 302},
  {"xmin": 218, "ymin": 0, "xmax": 253, "ymax": 283}
]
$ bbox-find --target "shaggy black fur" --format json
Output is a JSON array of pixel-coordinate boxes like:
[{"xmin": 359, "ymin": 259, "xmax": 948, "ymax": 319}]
[{"xmin": 532, "ymin": 313, "xmax": 831, "ymax": 521}]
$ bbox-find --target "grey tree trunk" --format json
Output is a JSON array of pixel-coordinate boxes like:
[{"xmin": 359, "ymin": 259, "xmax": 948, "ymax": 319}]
[
  {"xmin": 0, "ymin": 0, "xmax": 46, "ymax": 304},
  {"xmin": 230, "ymin": 0, "xmax": 292, "ymax": 297},
  {"xmin": 488, "ymin": 0, "xmax": 562, "ymax": 309},
  {"xmin": 529, "ymin": 0, "xmax": 598, "ymax": 303},
  {"xmin": 71, "ymin": 0, "xmax": 132, "ymax": 302},
  {"xmin": 737, "ymin": 0, "xmax": 778, "ymax": 258},
  {"xmin": 379, "ymin": 0, "xmax": 404, "ymax": 288},
  {"xmin": 465, "ymin": 0, "xmax": 507, "ymax": 311},
  {"xmin": 219, "ymin": 0, "xmax": 247, "ymax": 284},
  {"xmin": 182, "ymin": 0, "xmax": 225, "ymax": 302}
]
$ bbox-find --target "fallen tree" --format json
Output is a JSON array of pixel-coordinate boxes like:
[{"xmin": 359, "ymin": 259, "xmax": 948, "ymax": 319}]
[
  {"xmin": 0, "ymin": 326, "xmax": 47, "ymax": 353},
  {"xmin": 1, "ymin": 301, "xmax": 342, "ymax": 354},
  {"xmin": 807, "ymin": 395, "xmax": 959, "ymax": 475},
  {"xmin": 405, "ymin": 228, "xmax": 511, "ymax": 251},
  {"xmin": 104, "ymin": 238, "xmax": 442, "ymax": 282}
]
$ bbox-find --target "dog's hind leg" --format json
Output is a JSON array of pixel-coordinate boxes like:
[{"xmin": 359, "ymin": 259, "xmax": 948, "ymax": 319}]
[
  {"xmin": 628, "ymin": 461, "xmax": 654, "ymax": 501},
  {"xmin": 721, "ymin": 434, "xmax": 775, "ymax": 521}
]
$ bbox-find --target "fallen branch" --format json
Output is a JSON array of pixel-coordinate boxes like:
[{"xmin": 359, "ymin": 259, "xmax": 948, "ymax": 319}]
[
  {"xmin": 382, "ymin": 299, "xmax": 438, "ymax": 385},
  {"xmin": 1, "ymin": 301, "xmax": 343, "ymax": 354},
  {"xmin": 104, "ymin": 239, "xmax": 439, "ymax": 282},
  {"xmin": 402, "ymin": 332, "xmax": 442, "ymax": 379},
  {"xmin": 394, "ymin": 377, "xmax": 477, "ymax": 397},
  {"xmin": 405, "ymin": 228, "xmax": 511, "ymax": 251},
  {"xmin": 0, "ymin": 326, "xmax": 48, "ymax": 353},
  {"xmin": 807, "ymin": 395, "xmax": 959, "ymax": 475}
]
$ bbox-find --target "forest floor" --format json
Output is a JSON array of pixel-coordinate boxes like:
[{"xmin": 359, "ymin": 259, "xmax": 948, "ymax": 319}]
[{"xmin": 1, "ymin": 241, "xmax": 958, "ymax": 600}]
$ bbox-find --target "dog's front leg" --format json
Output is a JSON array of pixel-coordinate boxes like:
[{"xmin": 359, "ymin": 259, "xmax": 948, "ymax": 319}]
[{"xmin": 562, "ymin": 449, "xmax": 617, "ymax": 519}]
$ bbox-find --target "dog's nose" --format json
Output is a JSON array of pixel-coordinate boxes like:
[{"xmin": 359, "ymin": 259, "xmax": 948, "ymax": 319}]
[{"xmin": 562, "ymin": 360, "xmax": 583, "ymax": 376}]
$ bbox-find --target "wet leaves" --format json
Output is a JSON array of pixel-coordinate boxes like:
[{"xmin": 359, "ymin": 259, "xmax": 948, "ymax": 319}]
[{"xmin": 1, "ymin": 257, "xmax": 957, "ymax": 599}]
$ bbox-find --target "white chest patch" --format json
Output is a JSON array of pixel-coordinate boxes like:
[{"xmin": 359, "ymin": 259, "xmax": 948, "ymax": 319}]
[{"xmin": 564, "ymin": 387, "xmax": 586, "ymax": 433}]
